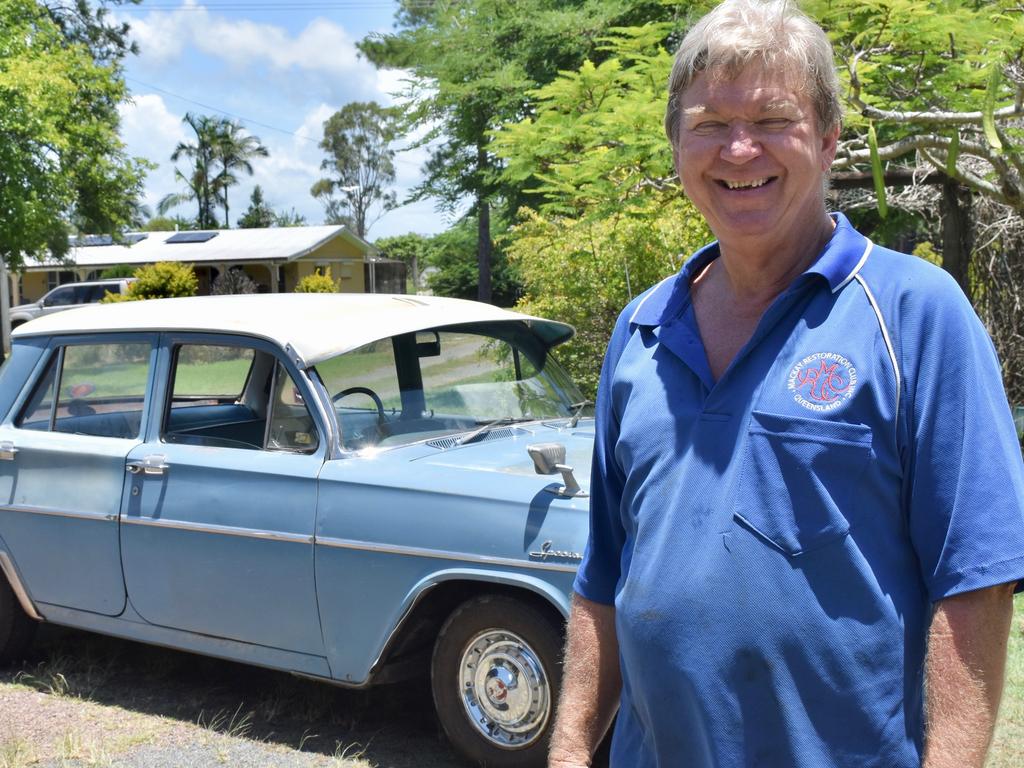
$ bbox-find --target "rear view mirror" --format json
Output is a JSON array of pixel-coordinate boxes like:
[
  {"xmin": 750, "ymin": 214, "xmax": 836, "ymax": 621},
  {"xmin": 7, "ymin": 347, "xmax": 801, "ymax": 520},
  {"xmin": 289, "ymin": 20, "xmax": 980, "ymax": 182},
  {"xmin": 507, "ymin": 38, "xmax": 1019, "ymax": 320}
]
[{"xmin": 416, "ymin": 330, "xmax": 441, "ymax": 358}]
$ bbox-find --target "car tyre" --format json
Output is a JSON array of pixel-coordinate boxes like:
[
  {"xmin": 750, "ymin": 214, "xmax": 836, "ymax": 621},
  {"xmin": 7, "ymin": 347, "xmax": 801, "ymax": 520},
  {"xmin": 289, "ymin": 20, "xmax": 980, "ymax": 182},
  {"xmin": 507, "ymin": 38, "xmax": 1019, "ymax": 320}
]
[
  {"xmin": 432, "ymin": 594, "xmax": 563, "ymax": 768},
  {"xmin": 0, "ymin": 574, "xmax": 36, "ymax": 665}
]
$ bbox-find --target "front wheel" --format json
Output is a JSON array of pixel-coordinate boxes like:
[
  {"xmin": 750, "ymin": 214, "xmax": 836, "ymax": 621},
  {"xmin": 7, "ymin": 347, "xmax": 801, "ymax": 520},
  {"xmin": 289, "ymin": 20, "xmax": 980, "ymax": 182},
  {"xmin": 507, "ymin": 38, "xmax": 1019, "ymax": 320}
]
[{"xmin": 432, "ymin": 594, "xmax": 563, "ymax": 768}]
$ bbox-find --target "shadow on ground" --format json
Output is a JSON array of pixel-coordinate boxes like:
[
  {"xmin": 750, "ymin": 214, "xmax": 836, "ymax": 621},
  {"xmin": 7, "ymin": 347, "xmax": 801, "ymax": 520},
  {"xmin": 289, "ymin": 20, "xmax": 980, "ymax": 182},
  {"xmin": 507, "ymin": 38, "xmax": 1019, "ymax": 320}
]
[{"xmin": 2, "ymin": 624, "xmax": 463, "ymax": 767}]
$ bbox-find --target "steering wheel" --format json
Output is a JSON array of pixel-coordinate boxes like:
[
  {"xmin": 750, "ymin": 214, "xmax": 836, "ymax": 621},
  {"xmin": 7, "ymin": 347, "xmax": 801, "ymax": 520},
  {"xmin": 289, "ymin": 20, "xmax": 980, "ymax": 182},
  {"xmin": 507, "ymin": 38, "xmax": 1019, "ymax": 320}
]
[{"xmin": 333, "ymin": 386, "xmax": 386, "ymax": 424}]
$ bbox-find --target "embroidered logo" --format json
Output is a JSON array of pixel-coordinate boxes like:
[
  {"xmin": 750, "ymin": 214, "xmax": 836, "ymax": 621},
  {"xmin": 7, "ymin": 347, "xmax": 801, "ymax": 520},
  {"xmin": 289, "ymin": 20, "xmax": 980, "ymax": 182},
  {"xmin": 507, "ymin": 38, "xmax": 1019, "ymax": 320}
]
[{"xmin": 787, "ymin": 352, "xmax": 857, "ymax": 412}]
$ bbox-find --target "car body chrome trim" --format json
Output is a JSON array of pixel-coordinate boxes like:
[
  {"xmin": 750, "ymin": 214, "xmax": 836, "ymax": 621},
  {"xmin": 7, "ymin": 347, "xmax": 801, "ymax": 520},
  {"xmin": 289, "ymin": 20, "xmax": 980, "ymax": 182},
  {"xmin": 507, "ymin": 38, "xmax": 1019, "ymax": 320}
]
[
  {"xmin": 0, "ymin": 551, "xmax": 43, "ymax": 621},
  {"xmin": 0, "ymin": 504, "xmax": 115, "ymax": 522},
  {"xmin": 120, "ymin": 516, "xmax": 313, "ymax": 544},
  {"xmin": 316, "ymin": 536, "xmax": 578, "ymax": 573}
]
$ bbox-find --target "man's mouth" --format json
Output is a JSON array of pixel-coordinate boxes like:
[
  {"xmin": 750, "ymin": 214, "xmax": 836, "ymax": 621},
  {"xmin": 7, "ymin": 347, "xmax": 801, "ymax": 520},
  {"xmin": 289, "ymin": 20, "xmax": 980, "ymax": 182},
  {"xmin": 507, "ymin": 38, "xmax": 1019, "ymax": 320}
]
[{"xmin": 718, "ymin": 177, "xmax": 775, "ymax": 190}]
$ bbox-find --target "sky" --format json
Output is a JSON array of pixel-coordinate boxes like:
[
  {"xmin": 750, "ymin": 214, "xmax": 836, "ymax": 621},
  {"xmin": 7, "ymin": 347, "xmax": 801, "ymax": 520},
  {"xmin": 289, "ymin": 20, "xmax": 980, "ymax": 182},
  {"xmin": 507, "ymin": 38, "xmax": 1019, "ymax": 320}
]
[{"xmin": 113, "ymin": 0, "xmax": 454, "ymax": 240}]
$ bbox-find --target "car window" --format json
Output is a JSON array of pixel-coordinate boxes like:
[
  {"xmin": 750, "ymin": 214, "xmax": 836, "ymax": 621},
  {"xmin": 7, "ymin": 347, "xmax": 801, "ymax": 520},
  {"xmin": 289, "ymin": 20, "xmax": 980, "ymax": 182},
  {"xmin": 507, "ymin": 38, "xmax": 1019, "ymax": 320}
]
[
  {"xmin": 16, "ymin": 342, "xmax": 150, "ymax": 438},
  {"xmin": 316, "ymin": 326, "xmax": 582, "ymax": 452},
  {"xmin": 164, "ymin": 343, "xmax": 317, "ymax": 453},
  {"xmin": 42, "ymin": 286, "xmax": 76, "ymax": 307}
]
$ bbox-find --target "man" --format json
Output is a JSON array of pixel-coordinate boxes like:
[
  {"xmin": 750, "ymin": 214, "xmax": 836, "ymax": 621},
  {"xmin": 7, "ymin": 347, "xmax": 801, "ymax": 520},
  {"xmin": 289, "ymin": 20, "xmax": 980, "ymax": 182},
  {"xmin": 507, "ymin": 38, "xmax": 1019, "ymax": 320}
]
[{"xmin": 549, "ymin": 1, "xmax": 1024, "ymax": 766}]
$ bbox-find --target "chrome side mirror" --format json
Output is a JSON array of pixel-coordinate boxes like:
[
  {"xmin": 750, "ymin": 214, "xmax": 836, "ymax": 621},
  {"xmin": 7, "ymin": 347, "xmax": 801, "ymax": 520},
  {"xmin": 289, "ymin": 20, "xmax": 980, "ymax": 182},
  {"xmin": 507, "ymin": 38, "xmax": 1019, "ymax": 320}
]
[{"xmin": 527, "ymin": 443, "xmax": 588, "ymax": 498}]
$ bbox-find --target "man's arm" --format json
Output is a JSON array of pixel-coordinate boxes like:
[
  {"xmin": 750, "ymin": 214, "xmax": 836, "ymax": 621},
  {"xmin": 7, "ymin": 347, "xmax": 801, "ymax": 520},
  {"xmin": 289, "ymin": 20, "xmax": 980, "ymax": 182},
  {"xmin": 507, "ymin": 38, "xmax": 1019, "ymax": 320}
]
[
  {"xmin": 548, "ymin": 593, "xmax": 622, "ymax": 768},
  {"xmin": 922, "ymin": 582, "xmax": 1017, "ymax": 768}
]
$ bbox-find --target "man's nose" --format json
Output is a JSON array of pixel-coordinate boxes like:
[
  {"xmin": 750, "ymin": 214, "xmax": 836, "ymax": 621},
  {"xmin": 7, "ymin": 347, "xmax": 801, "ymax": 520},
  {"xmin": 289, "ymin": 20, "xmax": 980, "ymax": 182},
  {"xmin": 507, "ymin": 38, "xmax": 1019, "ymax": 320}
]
[{"xmin": 720, "ymin": 122, "xmax": 761, "ymax": 163}]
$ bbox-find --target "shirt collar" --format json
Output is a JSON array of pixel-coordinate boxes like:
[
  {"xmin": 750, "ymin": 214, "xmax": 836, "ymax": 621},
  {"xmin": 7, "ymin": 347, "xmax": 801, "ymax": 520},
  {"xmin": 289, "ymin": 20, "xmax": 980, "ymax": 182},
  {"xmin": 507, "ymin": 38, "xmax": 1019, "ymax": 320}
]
[{"xmin": 630, "ymin": 212, "xmax": 872, "ymax": 328}]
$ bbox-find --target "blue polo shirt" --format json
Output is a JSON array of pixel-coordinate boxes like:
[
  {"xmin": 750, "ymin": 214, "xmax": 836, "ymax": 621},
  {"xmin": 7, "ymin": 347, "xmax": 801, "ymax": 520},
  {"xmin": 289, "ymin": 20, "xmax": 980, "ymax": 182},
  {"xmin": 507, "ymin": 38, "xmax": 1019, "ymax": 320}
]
[{"xmin": 575, "ymin": 213, "xmax": 1024, "ymax": 767}]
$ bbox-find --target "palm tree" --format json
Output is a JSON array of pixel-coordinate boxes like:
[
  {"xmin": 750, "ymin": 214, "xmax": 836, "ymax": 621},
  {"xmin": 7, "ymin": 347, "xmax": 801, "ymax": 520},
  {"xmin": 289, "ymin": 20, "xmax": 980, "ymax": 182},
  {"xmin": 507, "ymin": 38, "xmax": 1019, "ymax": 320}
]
[
  {"xmin": 212, "ymin": 120, "xmax": 268, "ymax": 228},
  {"xmin": 158, "ymin": 113, "xmax": 222, "ymax": 229}
]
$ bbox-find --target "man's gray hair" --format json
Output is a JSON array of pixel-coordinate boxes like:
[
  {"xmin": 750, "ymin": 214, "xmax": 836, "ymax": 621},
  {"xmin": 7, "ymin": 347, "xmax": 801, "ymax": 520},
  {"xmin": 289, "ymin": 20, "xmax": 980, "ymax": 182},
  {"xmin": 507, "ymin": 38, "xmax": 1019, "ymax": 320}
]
[{"xmin": 664, "ymin": 0, "xmax": 841, "ymax": 142}]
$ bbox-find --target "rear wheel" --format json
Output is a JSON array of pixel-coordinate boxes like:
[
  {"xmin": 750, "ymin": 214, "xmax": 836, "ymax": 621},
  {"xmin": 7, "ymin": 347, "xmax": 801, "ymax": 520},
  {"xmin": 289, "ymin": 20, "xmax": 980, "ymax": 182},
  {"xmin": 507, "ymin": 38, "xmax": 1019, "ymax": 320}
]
[
  {"xmin": 0, "ymin": 574, "xmax": 36, "ymax": 665},
  {"xmin": 432, "ymin": 594, "xmax": 563, "ymax": 768}
]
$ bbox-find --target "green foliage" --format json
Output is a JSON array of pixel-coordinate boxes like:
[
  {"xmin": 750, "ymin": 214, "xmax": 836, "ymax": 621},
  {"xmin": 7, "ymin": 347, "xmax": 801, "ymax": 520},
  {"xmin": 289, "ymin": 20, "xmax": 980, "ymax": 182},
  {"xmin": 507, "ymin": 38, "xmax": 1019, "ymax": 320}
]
[
  {"xmin": 236, "ymin": 186, "xmax": 275, "ymax": 229},
  {"xmin": 312, "ymin": 102, "xmax": 398, "ymax": 238},
  {"xmin": 424, "ymin": 220, "xmax": 522, "ymax": 307},
  {"xmin": 141, "ymin": 215, "xmax": 192, "ymax": 232},
  {"xmin": 360, "ymin": 0, "xmax": 681, "ymax": 301},
  {"xmin": 912, "ymin": 241, "xmax": 941, "ymax": 267},
  {"xmin": 273, "ymin": 208, "xmax": 307, "ymax": 228},
  {"xmin": 0, "ymin": 0, "xmax": 149, "ymax": 268},
  {"xmin": 160, "ymin": 114, "xmax": 268, "ymax": 229},
  {"xmin": 509, "ymin": 197, "xmax": 709, "ymax": 397},
  {"xmin": 294, "ymin": 269, "xmax": 338, "ymax": 293},
  {"xmin": 374, "ymin": 233, "xmax": 430, "ymax": 288},
  {"xmin": 99, "ymin": 264, "xmax": 136, "ymax": 278},
  {"xmin": 810, "ymin": 0, "xmax": 1024, "ymax": 212},
  {"xmin": 102, "ymin": 262, "xmax": 198, "ymax": 302}
]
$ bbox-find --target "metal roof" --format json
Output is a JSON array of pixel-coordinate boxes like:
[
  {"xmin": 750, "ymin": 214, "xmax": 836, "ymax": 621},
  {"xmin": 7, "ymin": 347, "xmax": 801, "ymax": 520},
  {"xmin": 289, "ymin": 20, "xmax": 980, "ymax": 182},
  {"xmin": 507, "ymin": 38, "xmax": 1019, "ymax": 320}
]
[
  {"xmin": 11, "ymin": 294, "xmax": 576, "ymax": 367},
  {"xmin": 22, "ymin": 226, "xmax": 372, "ymax": 269}
]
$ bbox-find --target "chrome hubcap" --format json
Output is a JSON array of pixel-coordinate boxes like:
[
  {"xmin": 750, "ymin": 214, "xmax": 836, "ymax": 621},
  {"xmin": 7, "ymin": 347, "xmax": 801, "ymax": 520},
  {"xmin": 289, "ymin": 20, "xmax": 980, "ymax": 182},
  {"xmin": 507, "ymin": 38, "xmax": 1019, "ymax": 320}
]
[{"xmin": 458, "ymin": 628, "xmax": 550, "ymax": 749}]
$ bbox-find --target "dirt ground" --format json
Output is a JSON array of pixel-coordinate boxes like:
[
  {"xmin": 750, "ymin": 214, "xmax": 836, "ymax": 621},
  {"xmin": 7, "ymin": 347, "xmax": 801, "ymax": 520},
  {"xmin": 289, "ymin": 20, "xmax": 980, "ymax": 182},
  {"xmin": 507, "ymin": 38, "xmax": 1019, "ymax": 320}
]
[{"xmin": 0, "ymin": 624, "xmax": 466, "ymax": 768}]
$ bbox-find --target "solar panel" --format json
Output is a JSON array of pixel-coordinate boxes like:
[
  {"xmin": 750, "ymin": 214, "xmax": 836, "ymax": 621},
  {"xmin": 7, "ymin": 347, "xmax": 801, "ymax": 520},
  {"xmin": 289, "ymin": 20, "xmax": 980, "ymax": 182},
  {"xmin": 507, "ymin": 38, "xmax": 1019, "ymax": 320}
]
[
  {"xmin": 124, "ymin": 233, "xmax": 149, "ymax": 245},
  {"xmin": 70, "ymin": 235, "xmax": 114, "ymax": 247},
  {"xmin": 166, "ymin": 231, "xmax": 219, "ymax": 244}
]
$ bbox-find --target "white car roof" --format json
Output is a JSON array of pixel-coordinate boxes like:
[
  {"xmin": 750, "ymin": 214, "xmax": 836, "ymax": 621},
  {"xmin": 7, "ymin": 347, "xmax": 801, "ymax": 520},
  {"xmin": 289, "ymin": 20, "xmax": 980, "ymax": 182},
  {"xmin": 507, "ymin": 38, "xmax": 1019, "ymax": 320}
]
[{"xmin": 11, "ymin": 293, "xmax": 575, "ymax": 367}]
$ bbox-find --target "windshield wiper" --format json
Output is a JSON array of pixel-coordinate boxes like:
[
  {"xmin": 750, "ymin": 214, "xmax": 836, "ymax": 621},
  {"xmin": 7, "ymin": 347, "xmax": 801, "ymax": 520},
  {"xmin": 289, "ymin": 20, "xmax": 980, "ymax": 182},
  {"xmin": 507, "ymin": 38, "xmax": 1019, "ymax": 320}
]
[
  {"xmin": 567, "ymin": 400, "xmax": 593, "ymax": 428},
  {"xmin": 456, "ymin": 416, "xmax": 522, "ymax": 446}
]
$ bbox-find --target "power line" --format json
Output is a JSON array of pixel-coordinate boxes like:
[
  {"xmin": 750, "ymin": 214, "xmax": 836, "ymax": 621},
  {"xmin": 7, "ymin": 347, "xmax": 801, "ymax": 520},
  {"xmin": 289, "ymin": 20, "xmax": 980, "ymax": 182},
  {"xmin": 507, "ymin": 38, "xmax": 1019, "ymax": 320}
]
[{"xmin": 125, "ymin": 77, "xmax": 323, "ymax": 144}]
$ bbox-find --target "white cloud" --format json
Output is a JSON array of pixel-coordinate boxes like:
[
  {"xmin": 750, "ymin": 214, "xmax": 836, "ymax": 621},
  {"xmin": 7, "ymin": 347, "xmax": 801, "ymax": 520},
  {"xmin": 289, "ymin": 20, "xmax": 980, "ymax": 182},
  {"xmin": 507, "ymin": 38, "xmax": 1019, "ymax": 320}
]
[{"xmin": 118, "ymin": 94, "xmax": 189, "ymax": 216}]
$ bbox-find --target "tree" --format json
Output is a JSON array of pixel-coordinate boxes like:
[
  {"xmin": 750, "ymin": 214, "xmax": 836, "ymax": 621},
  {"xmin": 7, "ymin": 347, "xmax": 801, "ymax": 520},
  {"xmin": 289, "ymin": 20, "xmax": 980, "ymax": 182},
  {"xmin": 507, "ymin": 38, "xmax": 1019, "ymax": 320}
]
[
  {"xmin": 0, "ymin": 0, "xmax": 149, "ymax": 268},
  {"xmin": 213, "ymin": 119, "xmax": 268, "ymax": 227},
  {"xmin": 424, "ymin": 219, "xmax": 523, "ymax": 307},
  {"xmin": 158, "ymin": 113, "xmax": 222, "ymax": 229},
  {"xmin": 360, "ymin": 0, "xmax": 678, "ymax": 303},
  {"xmin": 236, "ymin": 185, "xmax": 275, "ymax": 229},
  {"xmin": 375, "ymin": 232, "xmax": 430, "ymax": 290},
  {"xmin": 311, "ymin": 101, "xmax": 398, "ymax": 239}
]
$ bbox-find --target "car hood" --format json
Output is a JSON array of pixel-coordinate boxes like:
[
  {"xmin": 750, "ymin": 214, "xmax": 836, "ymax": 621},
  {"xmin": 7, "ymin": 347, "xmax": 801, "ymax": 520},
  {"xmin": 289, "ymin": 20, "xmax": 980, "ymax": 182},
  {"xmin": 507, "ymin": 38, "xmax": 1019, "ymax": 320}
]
[{"xmin": 407, "ymin": 422, "xmax": 595, "ymax": 484}]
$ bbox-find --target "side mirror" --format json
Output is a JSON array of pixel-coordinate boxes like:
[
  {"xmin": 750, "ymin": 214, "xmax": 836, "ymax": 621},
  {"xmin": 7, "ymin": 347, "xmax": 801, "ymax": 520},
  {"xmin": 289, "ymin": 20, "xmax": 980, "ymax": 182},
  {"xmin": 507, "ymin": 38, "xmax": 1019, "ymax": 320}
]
[{"xmin": 527, "ymin": 442, "xmax": 587, "ymax": 498}]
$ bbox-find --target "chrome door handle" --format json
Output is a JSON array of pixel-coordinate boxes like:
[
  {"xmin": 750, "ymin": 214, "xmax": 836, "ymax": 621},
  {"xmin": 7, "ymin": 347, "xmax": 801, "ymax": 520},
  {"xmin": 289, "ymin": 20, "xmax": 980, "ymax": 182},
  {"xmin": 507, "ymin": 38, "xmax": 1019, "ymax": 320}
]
[
  {"xmin": 0, "ymin": 441, "xmax": 18, "ymax": 461},
  {"xmin": 126, "ymin": 454, "xmax": 169, "ymax": 476}
]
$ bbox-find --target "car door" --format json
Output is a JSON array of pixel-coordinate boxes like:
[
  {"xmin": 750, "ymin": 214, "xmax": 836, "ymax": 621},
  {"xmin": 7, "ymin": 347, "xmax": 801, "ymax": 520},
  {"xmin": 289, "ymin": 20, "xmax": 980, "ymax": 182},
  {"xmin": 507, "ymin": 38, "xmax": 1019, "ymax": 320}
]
[
  {"xmin": 0, "ymin": 334, "xmax": 156, "ymax": 615},
  {"xmin": 119, "ymin": 334, "xmax": 326, "ymax": 655}
]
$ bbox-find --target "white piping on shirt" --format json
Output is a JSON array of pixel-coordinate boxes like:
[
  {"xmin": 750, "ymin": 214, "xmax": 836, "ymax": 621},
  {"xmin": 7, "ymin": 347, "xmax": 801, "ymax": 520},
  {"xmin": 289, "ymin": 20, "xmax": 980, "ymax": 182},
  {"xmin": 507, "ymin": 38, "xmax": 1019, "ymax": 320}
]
[
  {"xmin": 833, "ymin": 238, "xmax": 874, "ymax": 293},
  {"xmin": 629, "ymin": 274, "xmax": 678, "ymax": 325},
  {"xmin": 854, "ymin": 271, "xmax": 902, "ymax": 423}
]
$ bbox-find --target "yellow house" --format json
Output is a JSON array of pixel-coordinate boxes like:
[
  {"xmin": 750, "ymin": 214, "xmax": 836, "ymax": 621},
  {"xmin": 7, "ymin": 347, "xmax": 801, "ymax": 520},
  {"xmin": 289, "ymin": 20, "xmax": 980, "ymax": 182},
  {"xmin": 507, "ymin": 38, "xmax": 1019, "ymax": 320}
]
[{"xmin": 15, "ymin": 226, "xmax": 401, "ymax": 304}]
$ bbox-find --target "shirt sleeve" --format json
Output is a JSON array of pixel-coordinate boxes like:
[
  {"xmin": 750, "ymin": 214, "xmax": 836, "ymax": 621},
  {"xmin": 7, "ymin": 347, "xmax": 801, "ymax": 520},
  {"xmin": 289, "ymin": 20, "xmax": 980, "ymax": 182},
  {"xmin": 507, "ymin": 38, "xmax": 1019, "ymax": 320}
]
[
  {"xmin": 573, "ymin": 310, "xmax": 632, "ymax": 605},
  {"xmin": 902, "ymin": 268, "xmax": 1024, "ymax": 601}
]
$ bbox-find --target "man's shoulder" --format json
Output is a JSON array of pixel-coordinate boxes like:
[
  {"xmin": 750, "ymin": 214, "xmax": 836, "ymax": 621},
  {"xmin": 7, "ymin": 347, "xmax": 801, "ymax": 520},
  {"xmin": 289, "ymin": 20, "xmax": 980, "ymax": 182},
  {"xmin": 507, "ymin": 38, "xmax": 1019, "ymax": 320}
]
[{"xmin": 856, "ymin": 243, "xmax": 972, "ymax": 316}]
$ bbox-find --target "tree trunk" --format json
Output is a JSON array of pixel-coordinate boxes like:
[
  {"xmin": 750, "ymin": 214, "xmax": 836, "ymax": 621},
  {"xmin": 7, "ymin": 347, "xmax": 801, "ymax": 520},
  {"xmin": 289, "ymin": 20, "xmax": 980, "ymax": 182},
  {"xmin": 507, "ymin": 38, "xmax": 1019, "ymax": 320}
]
[
  {"xmin": 940, "ymin": 179, "xmax": 974, "ymax": 300},
  {"xmin": 477, "ymin": 195, "xmax": 492, "ymax": 304}
]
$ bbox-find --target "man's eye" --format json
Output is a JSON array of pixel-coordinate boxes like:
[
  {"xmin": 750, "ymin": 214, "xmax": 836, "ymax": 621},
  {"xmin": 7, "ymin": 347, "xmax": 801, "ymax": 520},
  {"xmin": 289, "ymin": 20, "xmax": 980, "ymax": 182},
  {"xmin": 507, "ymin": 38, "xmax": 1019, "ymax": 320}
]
[
  {"xmin": 758, "ymin": 118, "xmax": 792, "ymax": 129},
  {"xmin": 692, "ymin": 121, "xmax": 726, "ymax": 134}
]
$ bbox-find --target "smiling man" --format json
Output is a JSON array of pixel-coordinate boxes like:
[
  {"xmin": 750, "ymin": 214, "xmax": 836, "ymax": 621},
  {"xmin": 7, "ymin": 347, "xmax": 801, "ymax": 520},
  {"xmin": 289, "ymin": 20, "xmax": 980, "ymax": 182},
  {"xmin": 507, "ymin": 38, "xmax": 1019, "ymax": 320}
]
[{"xmin": 548, "ymin": 1, "xmax": 1024, "ymax": 767}]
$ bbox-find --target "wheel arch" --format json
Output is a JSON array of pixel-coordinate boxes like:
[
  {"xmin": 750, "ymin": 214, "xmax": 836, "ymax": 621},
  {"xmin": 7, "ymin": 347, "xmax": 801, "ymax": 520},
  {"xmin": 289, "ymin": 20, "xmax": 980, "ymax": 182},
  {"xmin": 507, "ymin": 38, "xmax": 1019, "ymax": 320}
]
[{"xmin": 368, "ymin": 568, "xmax": 570, "ymax": 684}]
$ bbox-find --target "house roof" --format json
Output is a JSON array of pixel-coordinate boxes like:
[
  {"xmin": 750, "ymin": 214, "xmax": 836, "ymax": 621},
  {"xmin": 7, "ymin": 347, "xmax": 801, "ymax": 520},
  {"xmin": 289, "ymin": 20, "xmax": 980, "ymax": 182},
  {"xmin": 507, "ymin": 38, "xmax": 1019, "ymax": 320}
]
[
  {"xmin": 22, "ymin": 226, "xmax": 375, "ymax": 271},
  {"xmin": 11, "ymin": 293, "xmax": 575, "ymax": 367}
]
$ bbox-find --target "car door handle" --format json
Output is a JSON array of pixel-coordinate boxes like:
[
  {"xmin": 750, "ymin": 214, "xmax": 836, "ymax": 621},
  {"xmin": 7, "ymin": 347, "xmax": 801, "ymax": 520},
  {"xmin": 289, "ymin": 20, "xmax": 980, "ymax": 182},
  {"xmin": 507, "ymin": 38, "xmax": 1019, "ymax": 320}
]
[
  {"xmin": 126, "ymin": 454, "xmax": 169, "ymax": 476},
  {"xmin": 0, "ymin": 441, "xmax": 18, "ymax": 460}
]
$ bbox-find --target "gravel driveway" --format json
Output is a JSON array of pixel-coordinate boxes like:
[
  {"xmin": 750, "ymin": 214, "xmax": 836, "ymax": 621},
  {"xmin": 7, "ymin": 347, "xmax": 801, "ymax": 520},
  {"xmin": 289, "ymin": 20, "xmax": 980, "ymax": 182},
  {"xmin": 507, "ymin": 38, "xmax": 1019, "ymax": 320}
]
[{"xmin": 1, "ymin": 625, "xmax": 465, "ymax": 768}]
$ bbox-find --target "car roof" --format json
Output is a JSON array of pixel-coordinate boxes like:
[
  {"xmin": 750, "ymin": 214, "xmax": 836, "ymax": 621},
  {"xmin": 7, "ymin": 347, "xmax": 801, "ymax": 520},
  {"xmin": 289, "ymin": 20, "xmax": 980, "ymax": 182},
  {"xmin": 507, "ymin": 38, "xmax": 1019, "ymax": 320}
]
[{"xmin": 11, "ymin": 293, "xmax": 575, "ymax": 367}]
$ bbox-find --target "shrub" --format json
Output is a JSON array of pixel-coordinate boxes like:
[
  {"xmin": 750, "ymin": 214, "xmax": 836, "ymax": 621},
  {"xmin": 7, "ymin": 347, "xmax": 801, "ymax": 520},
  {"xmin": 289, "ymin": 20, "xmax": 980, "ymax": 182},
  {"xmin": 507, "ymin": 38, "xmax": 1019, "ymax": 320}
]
[
  {"xmin": 294, "ymin": 269, "xmax": 338, "ymax": 293},
  {"xmin": 211, "ymin": 267, "xmax": 258, "ymax": 295},
  {"xmin": 102, "ymin": 262, "xmax": 198, "ymax": 302}
]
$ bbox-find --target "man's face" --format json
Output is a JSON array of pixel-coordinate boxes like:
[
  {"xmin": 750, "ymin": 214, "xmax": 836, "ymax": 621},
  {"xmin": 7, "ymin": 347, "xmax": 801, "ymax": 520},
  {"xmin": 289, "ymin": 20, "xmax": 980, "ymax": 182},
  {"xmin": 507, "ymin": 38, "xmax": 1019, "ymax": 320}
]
[{"xmin": 673, "ymin": 64, "xmax": 839, "ymax": 248}]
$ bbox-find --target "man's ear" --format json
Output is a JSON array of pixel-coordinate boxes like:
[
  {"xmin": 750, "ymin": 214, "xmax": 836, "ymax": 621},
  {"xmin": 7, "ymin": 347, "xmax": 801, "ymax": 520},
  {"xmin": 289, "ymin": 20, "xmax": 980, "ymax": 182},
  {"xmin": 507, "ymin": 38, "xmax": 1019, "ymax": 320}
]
[{"xmin": 820, "ymin": 121, "xmax": 841, "ymax": 170}]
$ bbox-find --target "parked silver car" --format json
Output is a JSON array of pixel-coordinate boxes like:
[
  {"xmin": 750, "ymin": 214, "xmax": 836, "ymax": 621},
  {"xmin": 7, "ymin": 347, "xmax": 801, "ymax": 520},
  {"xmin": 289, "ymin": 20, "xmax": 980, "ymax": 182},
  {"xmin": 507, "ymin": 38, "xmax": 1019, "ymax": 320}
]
[{"xmin": 8, "ymin": 278, "xmax": 135, "ymax": 328}]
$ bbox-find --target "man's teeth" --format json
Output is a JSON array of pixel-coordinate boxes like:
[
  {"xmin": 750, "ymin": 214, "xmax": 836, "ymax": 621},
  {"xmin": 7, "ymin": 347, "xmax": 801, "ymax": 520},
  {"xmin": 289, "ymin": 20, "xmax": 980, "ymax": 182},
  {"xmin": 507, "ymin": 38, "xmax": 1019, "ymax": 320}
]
[{"xmin": 724, "ymin": 178, "xmax": 770, "ymax": 189}]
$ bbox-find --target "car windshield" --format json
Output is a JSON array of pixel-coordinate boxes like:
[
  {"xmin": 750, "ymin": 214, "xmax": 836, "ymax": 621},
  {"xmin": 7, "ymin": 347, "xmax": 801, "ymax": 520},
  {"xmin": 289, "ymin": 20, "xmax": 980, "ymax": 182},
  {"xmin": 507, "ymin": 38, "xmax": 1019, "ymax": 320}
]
[{"xmin": 314, "ymin": 322, "xmax": 587, "ymax": 452}]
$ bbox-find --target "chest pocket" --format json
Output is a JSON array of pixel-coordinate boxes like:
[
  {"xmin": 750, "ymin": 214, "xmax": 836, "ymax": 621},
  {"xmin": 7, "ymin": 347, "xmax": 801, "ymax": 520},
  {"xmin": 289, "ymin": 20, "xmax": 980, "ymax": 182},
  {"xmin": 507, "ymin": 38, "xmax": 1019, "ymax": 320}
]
[{"xmin": 732, "ymin": 411, "xmax": 873, "ymax": 556}]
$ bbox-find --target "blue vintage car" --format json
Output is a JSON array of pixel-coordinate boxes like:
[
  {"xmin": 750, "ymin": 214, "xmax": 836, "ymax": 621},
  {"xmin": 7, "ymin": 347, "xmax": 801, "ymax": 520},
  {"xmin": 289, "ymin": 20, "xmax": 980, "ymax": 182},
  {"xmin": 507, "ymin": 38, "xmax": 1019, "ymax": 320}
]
[{"xmin": 0, "ymin": 293, "xmax": 594, "ymax": 767}]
